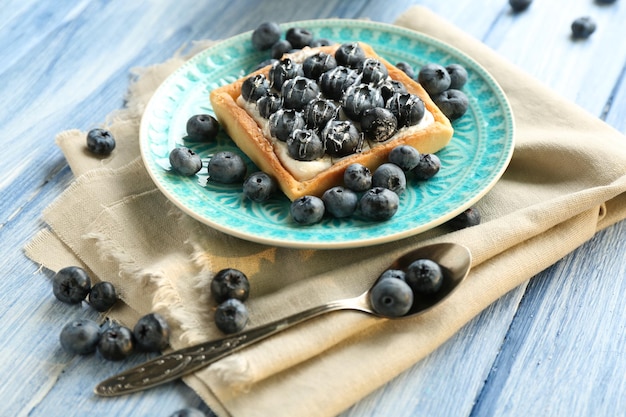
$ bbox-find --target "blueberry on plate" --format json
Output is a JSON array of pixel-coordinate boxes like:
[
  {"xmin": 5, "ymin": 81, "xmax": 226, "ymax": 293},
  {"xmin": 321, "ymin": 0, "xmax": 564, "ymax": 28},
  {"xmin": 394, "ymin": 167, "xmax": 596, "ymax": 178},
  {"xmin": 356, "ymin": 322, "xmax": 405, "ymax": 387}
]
[
  {"xmin": 389, "ymin": 145, "xmax": 421, "ymax": 172},
  {"xmin": 290, "ymin": 195, "xmax": 325, "ymax": 225},
  {"xmin": 52, "ymin": 266, "xmax": 91, "ymax": 304},
  {"xmin": 322, "ymin": 186, "xmax": 358, "ymax": 218},
  {"xmin": 271, "ymin": 39, "xmax": 293, "ymax": 60},
  {"xmin": 243, "ymin": 171, "xmax": 277, "ymax": 202},
  {"xmin": 251, "ymin": 22, "xmax": 281, "ymax": 51},
  {"xmin": 343, "ymin": 163, "xmax": 372, "ymax": 192},
  {"xmin": 412, "ymin": 153, "xmax": 441, "ymax": 180},
  {"xmin": 447, "ymin": 206, "xmax": 481, "ymax": 230},
  {"xmin": 433, "ymin": 89, "xmax": 469, "ymax": 121},
  {"xmin": 207, "ymin": 151, "xmax": 247, "ymax": 184},
  {"xmin": 285, "ymin": 27, "xmax": 313, "ymax": 49},
  {"xmin": 98, "ymin": 324, "xmax": 134, "ymax": 361},
  {"xmin": 360, "ymin": 107, "xmax": 398, "ymax": 143},
  {"xmin": 395, "ymin": 61, "xmax": 415, "ymax": 79},
  {"xmin": 287, "ymin": 129, "xmax": 325, "ymax": 161},
  {"xmin": 322, "ymin": 120, "xmax": 363, "ymax": 157},
  {"xmin": 88, "ymin": 281, "xmax": 118, "ymax": 312},
  {"xmin": 86, "ymin": 128, "xmax": 116, "ymax": 155},
  {"xmin": 169, "ymin": 147, "xmax": 203, "ymax": 176},
  {"xmin": 210, "ymin": 268, "xmax": 250, "ymax": 303},
  {"xmin": 133, "ymin": 312, "xmax": 170, "ymax": 352},
  {"xmin": 405, "ymin": 259, "xmax": 444, "ymax": 294},
  {"xmin": 214, "ymin": 299, "xmax": 249, "ymax": 334},
  {"xmin": 167, "ymin": 408, "xmax": 207, "ymax": 417},
  {"xmin": 186, "ymin": 114, "xmax": 220, "ymax": 142},
  {"xmin": 59, "ymin": 319, "xmax": 101, "ymax": 355},
  {"xmin": 509, "ymin": 0, "xmax": 533, "ymax": 12},
  {"xmin": 372, "ymin": 163, "xmax": 407, "ymax": 195},
  {"xmin": 368, "ymin": 276, "xmax": 413, "ymax": 317},
  {"xmin": 358, "ymin": 187, "xmax": 400, "ymax": 221},
  {"xmin": 310, "ymin": 38, "xmax": 333, "ymax": 47},
  {"xmin": 335, "ymin": 42, "xmax": 366, "ymax": 68},
  {"xmin": 417, "ymin": 63, "xmax": 451, "ymax": 96},
  {"xmin": 445, "ymin": 64, "xmax": 468, "ymax": 90},
  {"xmin": 571, "ymin": 17, "xmax": 596, "ymax": 39}
]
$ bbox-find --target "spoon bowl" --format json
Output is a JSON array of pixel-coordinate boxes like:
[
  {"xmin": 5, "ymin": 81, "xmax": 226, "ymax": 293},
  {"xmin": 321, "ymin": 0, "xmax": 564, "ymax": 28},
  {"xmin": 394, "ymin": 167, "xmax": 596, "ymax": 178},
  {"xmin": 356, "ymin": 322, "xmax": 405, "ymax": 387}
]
[{"xmin": 95, "ymin": 242, "xmax": 471, "ymax": 397}]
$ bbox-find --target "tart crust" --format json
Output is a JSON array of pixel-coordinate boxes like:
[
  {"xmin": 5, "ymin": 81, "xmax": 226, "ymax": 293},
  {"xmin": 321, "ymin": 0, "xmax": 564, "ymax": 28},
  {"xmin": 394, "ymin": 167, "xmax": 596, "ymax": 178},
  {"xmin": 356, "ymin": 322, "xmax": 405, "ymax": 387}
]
[{"xmin": 210, "ymin": 42, "xmax": 454, "ymax": 201}]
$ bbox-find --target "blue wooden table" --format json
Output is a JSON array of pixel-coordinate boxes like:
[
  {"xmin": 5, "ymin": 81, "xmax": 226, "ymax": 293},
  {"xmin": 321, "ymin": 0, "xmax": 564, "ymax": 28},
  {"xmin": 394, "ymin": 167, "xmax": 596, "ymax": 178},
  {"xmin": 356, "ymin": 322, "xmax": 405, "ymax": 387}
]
[{"xmin": 2, "ymin": 1, "xmax": 625, "ymax": 416}]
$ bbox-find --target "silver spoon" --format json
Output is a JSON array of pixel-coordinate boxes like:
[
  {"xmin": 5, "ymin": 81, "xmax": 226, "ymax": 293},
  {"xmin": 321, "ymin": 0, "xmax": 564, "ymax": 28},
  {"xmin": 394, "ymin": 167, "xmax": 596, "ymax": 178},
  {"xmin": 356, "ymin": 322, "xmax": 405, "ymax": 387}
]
[{"xmin": 95, "ymin": 242, "xmax": 471, "ymax": 397}]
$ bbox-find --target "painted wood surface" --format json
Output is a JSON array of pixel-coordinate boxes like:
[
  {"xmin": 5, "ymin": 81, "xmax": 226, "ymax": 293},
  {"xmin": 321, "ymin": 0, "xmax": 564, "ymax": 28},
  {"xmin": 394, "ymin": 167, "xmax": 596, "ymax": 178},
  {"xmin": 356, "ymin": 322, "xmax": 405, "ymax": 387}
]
[{"xmin": 1, "ymin": 0, "xmax": 624, "ymax": 416}]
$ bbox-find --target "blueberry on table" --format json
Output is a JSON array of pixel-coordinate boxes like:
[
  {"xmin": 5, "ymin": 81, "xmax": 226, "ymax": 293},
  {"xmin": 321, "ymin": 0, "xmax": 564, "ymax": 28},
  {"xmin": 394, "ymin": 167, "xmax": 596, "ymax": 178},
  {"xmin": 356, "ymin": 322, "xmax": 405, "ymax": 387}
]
[
  {"xmin": 86, "ymin": 128, "xmax": 116, "ymax": 155},
  {"xmin": 98, "ymin": 324, "xmax": 134, "ymax": 361},
  {"xmin": 290, "ymin": 195, "xmax": 325, "ymax": 225},
  {"xmin": 169, "ymin": 147, "xmax": 202, "ymax": 176},
  {"xmin": 385, "ymin": 93, "xmax": 425, "ymax": 127},
  {"xmin": 372, "ymin": 163, "xmax": 407, "ymax": 195},
  {"xmin": 251, "ymin": 22, "xmax": 281, "ymax": 51},
  {"xmin": 133, "ymin": 313, "xmax": 171, "ymax": 352},
  {"xmin": 395, "ymin": 61, "xmax": 415, "ymax": 79},
  {"xmin": 59, "ymin": 319, "xmax": 101, "ymax": 355},
  {"xmin": 207, "ymin": 151, "xmax": 247, "ymax": 184},
  {"xmin": 210, "ymin": 268, "xmax": 250, "ymax": 303},
  {"xmin": 268, "ymin": 58, "xmax": 303, "ymax": 90},
  {"xmin": 369, "ymin": 276, "xmax": 413, "ymax": 317},
  {"xmin": 186, "ymin": 114, "xmax": 220, "ymax": 142},
  {"xmin": 269, "ymin": 108, "xmax": 306, "ymax": 142},
  {"xmin": 335, "ymin": 42, "xmax": 366, "ymax": 68},
  {"xmin": 405, "ymin": 259, "xmax": 444, "ymax": 294},
  {"xmin": 360, "ymin": 107, "xmax": 398, "ymax": 143},
  {"xmin": 433, "ymin": 89, "xmax": 469, "ymax": 121},
  {"xmin": 358, "ymin": 187, "xmax": 400, "ymax": 221},
  {"xmin": 243, "ymin": 171, "xmax": 277, "ymax": 202},
  {"xmin": 445, "ymin": 64, "xmax": 468, "ymax": 90},
  {"xmin": 343, "ymin": 163, "xmax": 372, "ymax": 192},
  {"xmin": 285, "ymin": 27, "xmax": 313, "ymax": 49},
  {"xmin": 412, "ymin": 153, "xmax": 441, "ymax": 180},
  {"xmin": 167, "ymin": 408, "xmax": 207, "ymax": 417},
  {"xmin": 417, "ymin": 63, "xmax": 452, "ymax": 96},
  {"xmin": 571, "ymin": 17, "xmax": 597, "ymax": 39},
  {"xmin": 322, "ymin": 120, "xmax": 363, "ymax": 157},
  {"xmin": 287, "ymin": 129, "xmax": 325, "ymax": 161},
  {"xmin": 241, "ymin": 74, "xmax": 270, "ymax": 103},
  {"xmin": 389, "ymin": 145, "xmax": 421, "ymax": 172},
  {"xmin": 302, "ymin": 52, "xmax": 337, "ymax": 80},
  {"xmin": 88, "ymin": 281, "xmax": 118, "ymax": 312},
  {"xmin": 322, "ymin": 186, "xmax": 358, "ymax": 218},
  {"xmin": 447, "ymin": 207, "xmax": 482, "ymax": 230},
  {"xmin": 509, "ymin": 0, "xmax": 533, "ymax": 12},
  {"xmin": 214, "ymin": 299, "xmax": 249, "ymax": 334},
  {"xmin": 52, "ymin": 266, "xmax": 91, "ymax": 304}
]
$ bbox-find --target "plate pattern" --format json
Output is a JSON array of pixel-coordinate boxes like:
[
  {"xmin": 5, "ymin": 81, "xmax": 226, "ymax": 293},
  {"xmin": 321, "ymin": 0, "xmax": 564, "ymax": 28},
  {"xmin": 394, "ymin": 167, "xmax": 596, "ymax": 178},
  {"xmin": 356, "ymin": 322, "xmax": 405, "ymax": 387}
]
[{"xmin": 140, "ymin": 19, "xmax": 514, "ymax": 249}]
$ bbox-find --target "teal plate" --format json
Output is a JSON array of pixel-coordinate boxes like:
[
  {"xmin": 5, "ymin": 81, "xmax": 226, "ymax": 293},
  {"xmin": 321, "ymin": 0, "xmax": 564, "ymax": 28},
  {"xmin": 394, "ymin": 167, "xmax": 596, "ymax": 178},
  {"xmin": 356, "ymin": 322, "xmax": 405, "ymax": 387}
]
[{"xmin": 140, "ymin": 19, "xmax": 514, "ymax": 249}]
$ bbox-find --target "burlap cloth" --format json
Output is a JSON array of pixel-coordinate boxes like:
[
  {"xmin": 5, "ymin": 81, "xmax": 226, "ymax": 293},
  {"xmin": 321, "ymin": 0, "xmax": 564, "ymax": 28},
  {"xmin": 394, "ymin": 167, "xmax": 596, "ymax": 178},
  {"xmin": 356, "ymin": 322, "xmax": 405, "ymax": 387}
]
[{"xmin": 24, "ymin": 6, "xmax": 626, "ymax": 417}]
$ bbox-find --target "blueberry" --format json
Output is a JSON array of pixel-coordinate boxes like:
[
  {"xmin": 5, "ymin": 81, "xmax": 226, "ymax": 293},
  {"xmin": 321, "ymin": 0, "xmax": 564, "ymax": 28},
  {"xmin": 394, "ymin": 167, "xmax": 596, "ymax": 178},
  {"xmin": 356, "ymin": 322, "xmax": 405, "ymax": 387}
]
[
  {"xmin": 52, "ymin": 266, "xmax": 91, "ymax": 304},
  {"xmin": 304, "ymin": 99, "xmax": 339, "ymax": 131},
  {"xmin": 433, "ymin": 89, "xmax": 469, "ymax": 121},
  {"xmin": 241, "ymin": 74, "xmax": 269, "ymax": 102},
  {"xmin": 310, "ymin": 38, "xmax": 333, "ymax": 47},
  {"xmin": 395, "ymin": 62, "xmax": 415, "ymax": 79},
  {"xmin": 372, "ymin": 163, "xmax": 407, "ymax": 195},
  {"xmin": 412, "ymin": 153, "xmax": 441, "ymax": 180},
  {"xmin": 417, "ymin": 63, "xmax": 451, "ymax": 96},
  {"xmin": 167, "ymin": 408, "xmax": 206, "ymax": 417},
  {"xmin": 133, "ymin": 312, "xmax": 170, "ymax": 352},
  {"xmin": 285, "ymin": 27, "xmax": 313, "ymax": 49},
  {"xmin": 368, "ymin": 277, "xmax": 413, "ymax": 317},
  {"xmin": 386, "ymin": 93, "xmax": 425, "ymax": 128},
  {"xmin": 86, "ymin": 128, "xmax": 116, "ymax": 155},
  {"xmin": 290, "ymin": 195, "xmax": 325, "ymax": 225},
  {"xmin": 571, "ymin": 17, "xmax": 596, "ymax": 39},
  {"xmin": 302, "ymin": 52, "xmax": 337, "ymax": 80},
  {"xmin": 251, "ymin": 22, "xmax": 282, "ymax": 51},
  {"xmin": 377, "ymin": 269, "xmax": 406, "ymax": 282},
  {"xmin": 342, "ymin": 83, "xmax": 385, "ymax": 121},
  {"xmin": 405, "ymin": 259, "xmax": 444, "ymax": 294},
  {"xmin": 446, "ymin": 64, "xmax": 468, "ymax": 90},
  {"xmin": 268, "ymin": 58, "xmax": 303, "ymax": 90},
  {"xmin": 389, "ymin": 145, "xmax": 421, "ymax": 171},
  {"xmin": 257, "ymin": 93, "xmax": 283, "ymax": 119},
  {"xmin": 169, "ymin": 147, "xmax": 203, "ymax": 176},
  {"xmin": 243, "ymin": 171, "xmax": 277, "ymax": 202},
  {"xmin": 322, "ymin": 186, "xmax": 358, "ymax": 218},
  {"xmin": 509, "ymin": 0, "xmax": 533, "ymax": 12},
  {"xmin": 321, "ymin": 120, "xmax": 363, "ymax": 157},
  {"xmin": 88, "ymin": 281, "xmax": 118, "ymax": 312},
  {"xmin": 343, "ymin": 163, "xmax": 372, "ymax": 192},
  {"xmin": 281, "ymin": 76, "xmax": 321, "ymax": 111},
  {"xmin": 335, "ymin": 42, "xmax": 366, "ymax": 68},
  {"xmin": 269, "ymin": 108, "xmax": 306, "ymax": 142},
  {"xmin": 379, "ymin": 79, "xmax": 408, "ymax": 102},
  {"xmin": 214, "ymin": 299, "xmax": 249, "ymax": 334},
  {"xmin": 210, "ymin": 268, "xmax": 250, "ymax": 303},
  {"xmin": 185, "ymin": 114, "xmax": 220, "ymax": 141},
  {"xmin": 359, "ymin": 58, "xmax": 389, "ymax": 87},
  {"xmin": 59, "ymin": 319, "xmax": 101, "ymax": 355},
  {"xmin": 319, "ymin": 66, "xmax": 359, "ymax": 100},
  {"xmin": 208, "ymin": 151, "xmax": 247, "ymax": 184},
  {"xmin": 287, "ymin": 129, "xmax": 325, "ymax": 161},
  {"xmin": 271, "ymin": 40, "xmax": 293, "ymax": 59},
  {"xmin": 447, "ymin": 206, "xmax": 481, "ymax": 230},
  {"xmin": 358, "ymin": 187, "xmax": 400, "ymax": 221},
  {"xmin": 360, "ymin": 107, "xmax": 398, "ymax": 142},
  {"xmin": 98, "ymin": 324, "xmax": 134, "ymax": 361}
]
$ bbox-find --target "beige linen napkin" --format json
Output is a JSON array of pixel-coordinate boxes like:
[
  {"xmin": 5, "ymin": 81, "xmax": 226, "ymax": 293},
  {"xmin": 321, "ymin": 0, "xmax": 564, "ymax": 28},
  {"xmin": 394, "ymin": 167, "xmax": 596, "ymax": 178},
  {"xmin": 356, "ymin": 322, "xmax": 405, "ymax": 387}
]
[{"xmin": 25, "ymin": 6, "xmax": 626, "ymax": 417}]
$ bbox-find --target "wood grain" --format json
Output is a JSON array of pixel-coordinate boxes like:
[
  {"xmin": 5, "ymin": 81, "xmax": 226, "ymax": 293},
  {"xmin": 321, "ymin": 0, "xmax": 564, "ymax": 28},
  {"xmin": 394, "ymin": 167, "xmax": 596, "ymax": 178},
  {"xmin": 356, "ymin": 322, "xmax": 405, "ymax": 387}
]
[{"xmin": 1, "ymin": 0, "xmax": 624, "ymax": 416}]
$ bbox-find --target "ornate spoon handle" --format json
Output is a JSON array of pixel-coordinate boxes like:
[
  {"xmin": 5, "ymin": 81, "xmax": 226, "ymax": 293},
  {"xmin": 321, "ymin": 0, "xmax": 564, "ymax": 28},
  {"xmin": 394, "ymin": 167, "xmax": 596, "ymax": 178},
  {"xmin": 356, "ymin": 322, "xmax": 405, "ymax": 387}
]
[{"xmin": 95, "ymin": 294, "xmax": 371, "ymax": 396}]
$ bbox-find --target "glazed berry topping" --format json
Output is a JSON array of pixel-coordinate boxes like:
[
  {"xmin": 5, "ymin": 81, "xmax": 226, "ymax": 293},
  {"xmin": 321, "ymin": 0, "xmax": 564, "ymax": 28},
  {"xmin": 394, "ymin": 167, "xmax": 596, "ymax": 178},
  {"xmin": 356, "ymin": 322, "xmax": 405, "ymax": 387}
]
[
  {"xmin": 302, "ymin": 52, "xmax": 338, "ymax": 80},
  {"xmin": 257, "ymin": 93, "xmax": 283, "ymax": 118},
  {"xmin": 379, "ymin": 79, "xmax": 408, "ymax": 102},
  {"xmin": 287, "ymin": 129, "xmax": 325, "ymax": 161},
  {"xmin": 386, "ymin": 92, "xmax": 425, "ymax": 127},
  {"xmin": 321, "ymin": 120, "xmax": 363, "ymax": 157},
  {"xmin": 269, "ymin": 108, "xmax": 306, "ymax": 142},
  {"xmin": 319, "ymin": 66, "xmax": 360, "ymax": 100},
  {"xmin": 360, "ymin": 107, "xmax": 398, "ymax": 142},
  {"xmin": 359, "ymin": 58, "xmax": 389, "ymax": 87},
  {"xmin": 281, "ymin": 76, "xmax": 321, "ymax": 110},
  {"xmin": 268, "ymin": 58, "xmax": 303, "ymax": 90},
  {"xmin": 304, "ymin": 98, "xmax": 339, "ymax": 131},
  {"xmin": 342, "ymin": 83, "xmax": 385, "ymax": 121},
  {"xmin": 335, "ymin": 42, "xmax": 366, "ymax": 68},
  {"xmin": 241, "ymin": 73, "xmax": 270, "ymax": 102}
]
